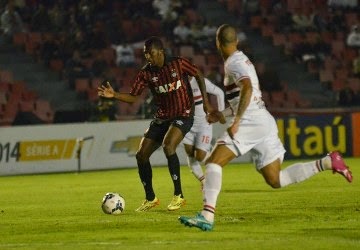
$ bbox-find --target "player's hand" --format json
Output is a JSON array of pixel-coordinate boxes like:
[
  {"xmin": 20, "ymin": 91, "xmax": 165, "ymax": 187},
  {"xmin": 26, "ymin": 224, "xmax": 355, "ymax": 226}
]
[
  {"xmin": 98, "ymin": 81, "xmax": 115, "ymax": 98},
  {"xmin": 227, "ymin": 122, "xmax": 239, "ymax": 139},
  {"xmin": 207, "ymin": 111, "xmax": 226, "ymax": 124}
]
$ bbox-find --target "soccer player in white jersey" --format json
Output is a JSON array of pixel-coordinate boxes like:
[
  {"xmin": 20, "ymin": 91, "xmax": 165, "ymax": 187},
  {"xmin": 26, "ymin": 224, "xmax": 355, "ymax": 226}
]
[
  {"xmin": 183, "ymin": 76, "xmax": 225, "ymax": 186},
  {"xmin": 179, "ymin": 24, "xmax": 353, "ymax": 231}
]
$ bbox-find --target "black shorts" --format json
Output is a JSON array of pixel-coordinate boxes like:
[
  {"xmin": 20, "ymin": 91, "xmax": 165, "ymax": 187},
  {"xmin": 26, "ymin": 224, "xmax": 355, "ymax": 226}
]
[{"xmin": 144, "ymin": 116, "xmax": 194, "ymax": 144}]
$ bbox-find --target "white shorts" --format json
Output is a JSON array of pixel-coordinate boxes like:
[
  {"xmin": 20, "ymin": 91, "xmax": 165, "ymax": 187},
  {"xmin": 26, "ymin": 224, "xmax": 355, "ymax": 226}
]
[
  {"xmin": 183, "ymin": 122, "xmax": 213, "ymax": 152},
  {"xmin": 216, "ymin": 109, "xmax": 286, "ymax": 170}
]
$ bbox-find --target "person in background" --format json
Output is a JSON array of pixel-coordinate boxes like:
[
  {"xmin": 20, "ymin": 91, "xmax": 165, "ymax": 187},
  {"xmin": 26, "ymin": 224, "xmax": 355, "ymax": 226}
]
[
  {"xmin": 173, "ymin": 18, "xmax": 191, "ymax": 45},
  {"xmin": 98, "ymin": 36, "xmax": 214, "ymax": 212},
  {"xmin": 346, "ymin": 25, "xmax": 360, "ymax": 48},
  {"xmin": 1, "ymin": 0, "xmax": 26, "ymax": 43},
  {"xmin": 111, "ymin": 42, "xmax": 136, "ymax": 67}
]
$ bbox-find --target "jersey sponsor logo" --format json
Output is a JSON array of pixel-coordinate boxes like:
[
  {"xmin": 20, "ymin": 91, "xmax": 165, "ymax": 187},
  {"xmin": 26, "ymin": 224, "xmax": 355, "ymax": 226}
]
[
  {"xmin": 171, "ymin": 68, "xmax": 177, "ymax": 78},
  {"xmin": 154, "ymin": 80, "xmax": 182, "ymax": 94}
]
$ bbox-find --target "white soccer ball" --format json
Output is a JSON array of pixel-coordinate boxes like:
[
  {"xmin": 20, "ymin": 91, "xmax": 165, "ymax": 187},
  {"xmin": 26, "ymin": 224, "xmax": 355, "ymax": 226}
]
[{"xmin": 101, "ymin": 192, "xmax": 125, "ymax": 215}]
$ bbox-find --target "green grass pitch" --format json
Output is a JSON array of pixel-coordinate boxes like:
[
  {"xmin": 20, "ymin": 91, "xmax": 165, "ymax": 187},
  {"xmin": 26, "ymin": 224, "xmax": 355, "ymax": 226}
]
[{"xmin": 1, "ymin": 158, "xmax": 359, "ymax": 250}]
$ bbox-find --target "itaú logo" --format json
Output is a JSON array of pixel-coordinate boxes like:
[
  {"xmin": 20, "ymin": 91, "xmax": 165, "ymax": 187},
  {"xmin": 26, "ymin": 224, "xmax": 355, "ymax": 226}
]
[{"xmin": 154, "ymin": 80, "xmax": 182, "ymax": 93}]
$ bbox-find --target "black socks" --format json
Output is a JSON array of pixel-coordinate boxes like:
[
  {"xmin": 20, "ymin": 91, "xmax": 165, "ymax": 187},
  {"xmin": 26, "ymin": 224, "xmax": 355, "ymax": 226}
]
[
  {"xmin": 137, "ymin": 161, "xmax": 155, "ymax": 201},
  {"xmin": 167, "ymin": 153, "xmax": 183, "ymax": 196}
]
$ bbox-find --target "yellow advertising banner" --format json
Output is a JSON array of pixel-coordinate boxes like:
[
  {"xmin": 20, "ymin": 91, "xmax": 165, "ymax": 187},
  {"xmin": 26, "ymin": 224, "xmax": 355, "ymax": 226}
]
[{"xmin": 19, "ymin": 140, "xmax": 77, "ymax": 161}]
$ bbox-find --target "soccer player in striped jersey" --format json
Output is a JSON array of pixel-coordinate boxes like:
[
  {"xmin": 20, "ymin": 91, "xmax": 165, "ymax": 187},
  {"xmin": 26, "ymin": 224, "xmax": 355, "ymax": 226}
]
[
  {"xmin": 98, "ymin": 36, "xmax": 214, "ymax": 212},
  {"xmin": 183, "ymin": 76, "xmax": 225, "ymax": 187},
  {"xmin": 179, "ymin": 24, "xmax": 352, "ymax": 231}
]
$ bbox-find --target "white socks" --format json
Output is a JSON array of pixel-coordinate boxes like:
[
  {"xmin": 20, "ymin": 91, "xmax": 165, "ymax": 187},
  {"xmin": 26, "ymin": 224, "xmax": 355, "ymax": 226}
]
[
  {"xmin": 201, "ymin": 163, "xmax": 222, "ymax": 222},
  {"xmin": 280, "ymin": 156, "xmax": 332, "ymax": 187},
  {"xmin": 187, "ymin": 156, "xmax": 204, "ymax": 182}
]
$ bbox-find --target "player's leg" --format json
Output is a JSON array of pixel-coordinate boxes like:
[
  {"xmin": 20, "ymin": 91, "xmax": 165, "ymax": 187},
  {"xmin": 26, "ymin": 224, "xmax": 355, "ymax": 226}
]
[
  {"xmin": 183, "ymin": 129, "xmax": 204, "ymax": 182},
  {"xmin": 163, "ymin": 117, "xmax": 194, "ymax": 211},
  {"xmin": 194, "ymin": 147, "xmax": 209, "ymax": 162},
  {"xmin": 278, "ymin": 152, "xmax": 352, "ymax": 186},
  {"xmin": 183, "ymin": 125, "xmax": 212, "ymax": 184},
  {"xmin": 257, "ymin": 136, "xmax": 352, "ymax": 188},
  {"xmin": 193, "ymin": 147, "xmax": 208, "ymax": 183},
  {"xmin": 192, "ymin": 125, "xmax": 212, "ymax": 183},
  {"xmin": 179, "ymin": 144, "xmax": 236, "ymax": 230},
  {"xmin": 184, "ymin": 143, "xmax": 205, "ymax": 182},
  {"xmin": 135, "ymin": 136, "xmax": 161, "ymax": 211},
  {"xmin": 201, "ymin": 144, "xmax": 236, "ymax": 220},
  {"xmin": 163, "ymin": 125, "xmax": 185, "ymax": 196},
  {"xmin": 135, "ymin": 119, "xmax": 167, "ymax": 212},
  {"xmin": 254, "ymin": 133, "xmax": 322, "ymax": 188}
]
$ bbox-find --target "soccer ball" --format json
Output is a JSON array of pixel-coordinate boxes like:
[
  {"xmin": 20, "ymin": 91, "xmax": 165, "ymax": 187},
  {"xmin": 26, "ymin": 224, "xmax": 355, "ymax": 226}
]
[{"xmin": 101, "ymin": 192, "xmax": 125, "ymax": 215}]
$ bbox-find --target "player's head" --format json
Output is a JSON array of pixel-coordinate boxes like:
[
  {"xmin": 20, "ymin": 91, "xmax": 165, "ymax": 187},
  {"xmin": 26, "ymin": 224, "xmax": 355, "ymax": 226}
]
[
  {"xmin": 216, "ymin": 24, "xmax": 238, "ymax": 57},
  {"xmin": 144, "ymin": 36, "xmax": 165, "ymax": 67}
]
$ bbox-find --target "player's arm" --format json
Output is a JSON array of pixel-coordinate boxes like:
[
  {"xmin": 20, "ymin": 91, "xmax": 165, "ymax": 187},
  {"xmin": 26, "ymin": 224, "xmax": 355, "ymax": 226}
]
[
  {"xmin": 204, "ymin": 78, "xmax": 227, "ymax": 124},
  {"xmin": 234, "ymin": 78, "xmax": 252, "ymax": 124},
  {"xmin": 228, "ymin": 78, "xmax": 252, "ymax": 137},
  {"xmin": 204, "ymin": 78, "xmax": 225, "ymax": 111},
  {"xmin": 221, "ymin": 105, "xmax": 234, "ymax": 117},
  {"xmin": 98, "ymin": 81, "xmax": 138, "ymax": 103},
  {"xmin": 194, "ymin": 70, "xmax": 215, "ymax": 114},
  {"xmin": 208, "ymin": 101, "xmax": 234, "ymax": 124}
]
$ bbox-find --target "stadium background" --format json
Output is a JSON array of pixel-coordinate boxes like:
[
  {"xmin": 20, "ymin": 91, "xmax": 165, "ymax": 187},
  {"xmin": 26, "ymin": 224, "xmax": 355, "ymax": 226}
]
[{"xmin": 0, "ymin": 0, "xmax": 359, "ymax": 175}]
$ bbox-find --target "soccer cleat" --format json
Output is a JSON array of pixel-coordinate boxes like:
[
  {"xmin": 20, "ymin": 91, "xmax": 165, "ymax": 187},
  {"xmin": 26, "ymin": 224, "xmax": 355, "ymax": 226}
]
[
  {"xmin": 167, "ymin": 194, "xmax": 186, "ymax": 211},
  {"xmin": 135, "ymin": 197, "xmax": 160, "ymax": 212},
  {"xmin": 328, "ymin": 151, "xmax": 353, "ymax": 183},
  {"xmin": 178, "ymin": 213, "xmax": 214, "ymax": 231}
]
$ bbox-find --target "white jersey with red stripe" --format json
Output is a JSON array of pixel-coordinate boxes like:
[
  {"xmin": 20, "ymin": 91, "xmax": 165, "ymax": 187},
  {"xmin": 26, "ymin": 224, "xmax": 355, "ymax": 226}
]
[
  {"xmin": 224, "ymin": 50, "xmax": 264, "ymax": 113},
  {"xmin": 218, "ymin": 50, "xmax": 286, "ymax": 169}
]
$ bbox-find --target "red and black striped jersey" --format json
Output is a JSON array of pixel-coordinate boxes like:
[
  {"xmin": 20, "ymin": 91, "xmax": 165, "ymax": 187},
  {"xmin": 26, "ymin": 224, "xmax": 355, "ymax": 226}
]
[{"xmin": 130, "ymin": 56, "xmax": 198, "ymax": 119}]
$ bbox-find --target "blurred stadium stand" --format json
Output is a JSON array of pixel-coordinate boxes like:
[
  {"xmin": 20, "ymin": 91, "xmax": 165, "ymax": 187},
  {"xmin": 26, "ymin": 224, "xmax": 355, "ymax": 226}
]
[{"xmin": 0, "ymin": 0, "xmax": 359, "ymax": 126}]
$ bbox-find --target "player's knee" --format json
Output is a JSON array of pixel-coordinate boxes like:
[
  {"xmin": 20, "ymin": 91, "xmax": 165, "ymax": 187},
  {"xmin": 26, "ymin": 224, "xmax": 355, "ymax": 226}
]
[
  {"xmin": 265, "ymin": 178, "xmax": 281, "ymax": 189},
  {"xmin": 162, "ymin": 143, "xmax": 176, "ymax": 156},
  {"xmin": 195, "ymin": 155, "xmax": 205, "ymax": 162},
  {"xmin": 204, "ymin": 157, "xmax": 214, "ymax": 165},
  {"xmin": 205, "ymin": 153, "xmax": 220, "ymax": 165},
  {"xmin": 194, "ymin": 150, "xmax": 208, "ymax": 163},
  {"xmin": 135, "ymin": 151, "xmax": 148, "ymax": 163}
]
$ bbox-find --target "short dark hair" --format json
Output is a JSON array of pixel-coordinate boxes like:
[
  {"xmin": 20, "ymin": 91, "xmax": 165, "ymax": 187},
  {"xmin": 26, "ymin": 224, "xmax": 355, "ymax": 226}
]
[
  {"xmin": 217, "ymin": 24, "xmax": 237, "ymax": 46},
  {"xmin": 144, "ymin": 36, "xmax": 164, "ymax": 52}
]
